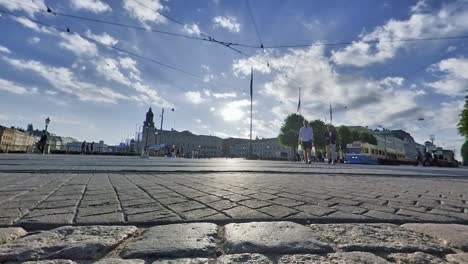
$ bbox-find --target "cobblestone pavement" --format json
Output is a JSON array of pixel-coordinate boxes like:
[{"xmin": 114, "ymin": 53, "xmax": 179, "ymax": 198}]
[
  {"xmin": 1, "ymin": 155, "xmax": 468, "ymax": 263},
  {"xmin": 1, "ymin": 222, "xmax": 468, "ymax": 263}
]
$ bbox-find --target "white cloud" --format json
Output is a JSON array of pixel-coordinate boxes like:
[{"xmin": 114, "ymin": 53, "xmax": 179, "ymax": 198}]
[
  {"xmin": 45, "ymin": 90, "xmax": 57, "ymax": 95},
  {"xmin": 4, "ymin": 57, "xmax": 126, "ymax": 103},
  {"xmin": 220, "ymin": 99, "xmax": 250, "ymax": 121},
  {"xmin": 0, "ymin": 78, "xmax": 37, "ymax": 94},
  {"xmin": 446, "ymin": 46, "xmax": 457, "ymax": 52},
  {"xmin": 70, "ymin": 0, "xmax": 111, "ymax": 13},
  {"xmin": 233, "ymin": 45, "xmax": 425, "ymax": 132},
  {"xmin": 195, "ymin": 118, "xmax": 202, "ymax": 123},
  {"xmin": 0, "ymin": 45, "xmax": 10, "ymax": 54},
  {"xmin": 203, "ymin": 74, "xmax": 215, "ymax": 83},
  {"xmin": 28, "ymin": 37, "xmax": 40, "ymax": 44},
  {"xmin": 183, "ymin": 23, "xmax": 201, "ymax": 35},
  {"xmin": 93, "ymin": 57, "xmax": 170, "ymax": 106},
  {"xmin": 426, "ymin": 58, "xmax": 468, "ymax": 96},
  {"xmin": 212, "ymin": 92, "xmax": 237, "ymax": 98},
  {"xmin": 85, "ymin": 30, "xmax": 118, "ymax": 46},
  {"xmin": 0, "ymin": 0, "xmax": 44, "ymax": 17},
  {"xmin": 59, "ymin": 33, "xmax": 98, "ymax": 57},
  {"xmin": 332, "ymin": 1, "xmax": 468, "ymax": 66},
  {"xmin": 213, "ymin": 16, "xmax": 241, "ymax": 33},
  {"xmin": 12, "ymin": 17, "xmax": 53, "ymax": 34},
  {"xmin": 123, "ymin": 0, "xmax": 166, "ymax": 26},
  {"xmin": 184, "ymin": 91, "xmax": 204, "ymax": 104}
]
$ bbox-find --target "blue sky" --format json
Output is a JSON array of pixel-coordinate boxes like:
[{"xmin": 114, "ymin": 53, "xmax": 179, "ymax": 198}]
[{"xmin": 0, "ymin": 0, "xmax": 467, "ymax": 157}]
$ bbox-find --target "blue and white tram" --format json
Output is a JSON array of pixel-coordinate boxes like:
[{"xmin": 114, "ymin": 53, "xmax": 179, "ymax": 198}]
[
  {"xmin": 345, "ymin": 141, "xmax": 406, "ymax": 164},
  {"xmin": 345, "ymin": 142, "xmax": 379, "ymax": 164}
]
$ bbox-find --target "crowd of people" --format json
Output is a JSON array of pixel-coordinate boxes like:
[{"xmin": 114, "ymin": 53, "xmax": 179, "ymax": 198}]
[{"xmin": 80, "ymin": 141, "xmax": 95, "ymax": 154}]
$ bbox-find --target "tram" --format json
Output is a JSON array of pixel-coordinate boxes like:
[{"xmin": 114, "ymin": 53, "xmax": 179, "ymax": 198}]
[{"xmin": 345, "ymin": 141, "xmax": 406, "ymax": 164}]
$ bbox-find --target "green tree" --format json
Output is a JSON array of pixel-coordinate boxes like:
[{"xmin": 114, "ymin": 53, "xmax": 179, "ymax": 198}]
[
  {"xmin": 351, "ymin": 130, "xmax": 360, "ymax": 142},
  {"xmin": 337, "ymin": 125, "xmax": 352, "ymax": 150},
  {"xmin": 278, "ymin": 113, "xmax": 305, "ymax": 154},
  {"xmin": 360, "ymin": 132, "xmax": 377, "ymax": 145},
  {"xmin": 458, "ymin": 96, "xmax": 468, "ymax": 138},
  {"xmin": 462, "ymin": 140, "xmax": 468, "ymax": 165},
  {"xmin": 310, "ymin": 120, "xmax": 327, "ymax": 150}
]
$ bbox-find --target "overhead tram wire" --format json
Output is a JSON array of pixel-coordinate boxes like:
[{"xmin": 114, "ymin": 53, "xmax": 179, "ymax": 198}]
[
  {"xmin": 6, "ymin": 0, "xmax": 468, "ymax": 50},
  {"xmin": 0, "ymin": 9, "xmax": 250, "ymax": 94},
  {"xmin": 3, "ymin": 0, "xmax": 209, "ymax": 42},
  {"xmin": 0, "ymin": 9, "xmax": 203, "ymax": 79},
  {"xmin": 246, "ymin": 0, "xmax": 264, "ymax": 50}
]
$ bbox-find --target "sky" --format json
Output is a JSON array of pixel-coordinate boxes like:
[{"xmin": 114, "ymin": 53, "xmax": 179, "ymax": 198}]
[{"xmin": 0, "ymin": 0, "xmax": 467, "ymax": 157}]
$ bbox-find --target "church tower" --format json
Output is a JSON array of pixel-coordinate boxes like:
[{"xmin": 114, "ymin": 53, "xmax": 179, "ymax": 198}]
[{"xmin": 141, "ymin": 107, "xmax": 156, "ymax": 150}]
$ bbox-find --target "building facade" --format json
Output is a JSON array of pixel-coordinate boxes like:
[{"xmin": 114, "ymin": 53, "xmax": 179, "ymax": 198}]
[
  {"xmin": 230, "ymin": 137, "xmax": 292, "ymax": 159},
  {"xmin": 138, "ymin": 108, "xmax": 222, "ymax": 157},
  {"xmin": 0, "ymin": 126, "xmax": 37, "ymax": 152}
]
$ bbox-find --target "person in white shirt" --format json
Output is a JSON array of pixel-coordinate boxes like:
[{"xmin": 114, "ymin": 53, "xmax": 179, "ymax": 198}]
[{"xmin": 298, "ymin": 120, "xmax": 314, "ymax": 164}]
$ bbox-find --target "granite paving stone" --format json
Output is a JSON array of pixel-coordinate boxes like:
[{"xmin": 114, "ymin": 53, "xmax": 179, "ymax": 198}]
[
  {"xmin": 152, "ymin": 258, "xmax": 213, "ymax": 264},
  {"xmin": 277, "ymin": 254, "xmax": 328, "ymax": 264},
  {"xmin": 223, "ymin": 206, "xmax": 271, "ymax": 219},
  {"xmin": 217, "ymin": 253, "xmax": 273, "ymax": 264},
  {"xmin": 0, "ymin": 228, "xmax": 27, "ymax": 244},
  {"xmin": 402, "ymin": 224, "xmax": 468, "ymax": 251},
  {"xmin": 94, "ymin": 259, "xmax": 146, "ymax": 264},
  {"xmin": 309, "ymin": 224, "xmax": 452, "ymax": 254},
  {"xmin": 445, "ymin": 253, "xmax": 468, "ymax": 263},
  {"xmin": 327, "ymin": 252, "xmax": 391, "ymax": 264},
  {"xmin": 224, "ymin": 221, "xmax": 333, "ymax": 254},
  {"xmin": 237, "ymin": 199, "xmax": 273, "ymax": 209},
  {"xmin": 292, "ymin": 204, "xmax": 336, "ymax": 217},
  {"xmin": 21, "ymin": 260, "xmax": 78, "ymax": 264},
  {"xmin": 257, "ymin": 205, "xmax": 299, "ymax": 218},
  {"xmin": 0, "ymin": 225, "xmax": 138, "ymax": 262},
  {"xmin": 387, "ymin": 252, "xmax": 448, "ymax": 263},
  {"xmin": 120, "ymin": 223, "xmax": 218, "ymax": 259}
]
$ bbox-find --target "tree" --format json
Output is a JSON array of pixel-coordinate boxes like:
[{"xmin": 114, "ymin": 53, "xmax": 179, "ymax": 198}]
[
  {"xmin": 278, "ymin": 113, "xmax": 305, "ymax": 154},
  {"xmin": 462, "ymin": 140, "xmax": 468, "ymax": 165},
  {"xmin": 351, "ymin": 130, "xmax": 360, "ymax": 142},
  {"xmin": 337, "ymin": 125, "xmax": 352, "ymax": 150},
  {"xmin": 309, "ymin": 120, "xmax": 327, "ymax": 150},
  {"xmin": 361, "ymin": 132, "xmax": 377, "ymax": 145},
  {"xmin": 458, "ymin": 96, "xmax": 468, "ymax": 138}
]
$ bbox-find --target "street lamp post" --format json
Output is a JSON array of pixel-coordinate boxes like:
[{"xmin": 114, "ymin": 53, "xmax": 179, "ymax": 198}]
[
  {"xmin": 43, "ymin": 117, "xmax": 50, "ymax": 155},
  {"xmin": 378, "ymin": 125, "xmax": 387, "ymax": 160}
]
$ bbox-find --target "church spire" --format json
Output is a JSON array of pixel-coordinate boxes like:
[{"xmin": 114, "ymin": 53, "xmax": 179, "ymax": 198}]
[{"xmin": 144, "ymin": 107, "xmax": 155, "ymax": 127}]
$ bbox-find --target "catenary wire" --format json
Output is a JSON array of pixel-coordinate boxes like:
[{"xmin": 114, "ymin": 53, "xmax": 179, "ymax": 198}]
[
  {"xmin": 245, "ymin": 0, "xmax": 264, "ymax": 49},
  {"xmin": 0, "ymin": 9, "xmax": 203, "ymax": 79}
]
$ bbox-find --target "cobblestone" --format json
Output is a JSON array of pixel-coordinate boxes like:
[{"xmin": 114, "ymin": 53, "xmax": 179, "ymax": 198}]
[
  {"xmin": 309, "ymin": 223, "xmax": 452, "ymax": 254},
  {"xmin": 387, "ymin": 252, "xmax": 448, "ymax": 263},
  {"xmin": 120, "ymin": 223, "xmax": 218, "ymax": 259},
  {"xmin": 402, "ymin": 224, "xmax": 468, "ymax": 251},
  {"xmin": 224, "ymin": 221, "xmax": 333, "ymax": 254},
  {"xmin": 0, "ymin": 225, "xmax": 137, "ymax": 262},
  {"xmin": 0, "ymin": 228, "xmax": 26, "ymax": 244}
]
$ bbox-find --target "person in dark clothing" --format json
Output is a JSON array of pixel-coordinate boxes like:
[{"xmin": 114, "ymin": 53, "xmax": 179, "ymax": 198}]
[
  {"xmin": 415, "ymin": 149, "xmax": 423, "ymax": 166},
  {"xmin": 90, "ymin": 142, "xmax": 94, "ymax": 153},
  {"xmin": 86, "ymin": 144, "xmax": 90, "ymax": 154},
  {"xmin": 81, "ymin": 141, "xmax": 86, "ymax": 154},
  {"xmin": 423, "ymin": 151, "xmax": 432, "ymax": 166},
  {"xmin": 37, "ymin": 134, "xmax": 47, "ymax": 153}
]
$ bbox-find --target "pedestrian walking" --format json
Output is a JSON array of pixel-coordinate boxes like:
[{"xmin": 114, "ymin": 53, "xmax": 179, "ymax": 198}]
[
  {"xmin": 298, "ymin": 120, "xmax": 314, "ymax": 164},
  {"xmin": 324, "ymin": 125, "xmax": 337, "ymax": 165},
  {"xmin": 81, "ymin": 141, "xmax": 86, "ymax": 154},
  {"xmin": 415, "ymin": 149, "xmax": 423, "ymax": 166},
  {"xmin": 90, "ymin": 142, "xmax": 94, "ymax": 153},
  {"xmin": 86, "ymin": 143, "xmax": 90, "ymax": 154},
  {"xmin": 37, "ymin": 133, "xmax": 47, "ymax": 154}
]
